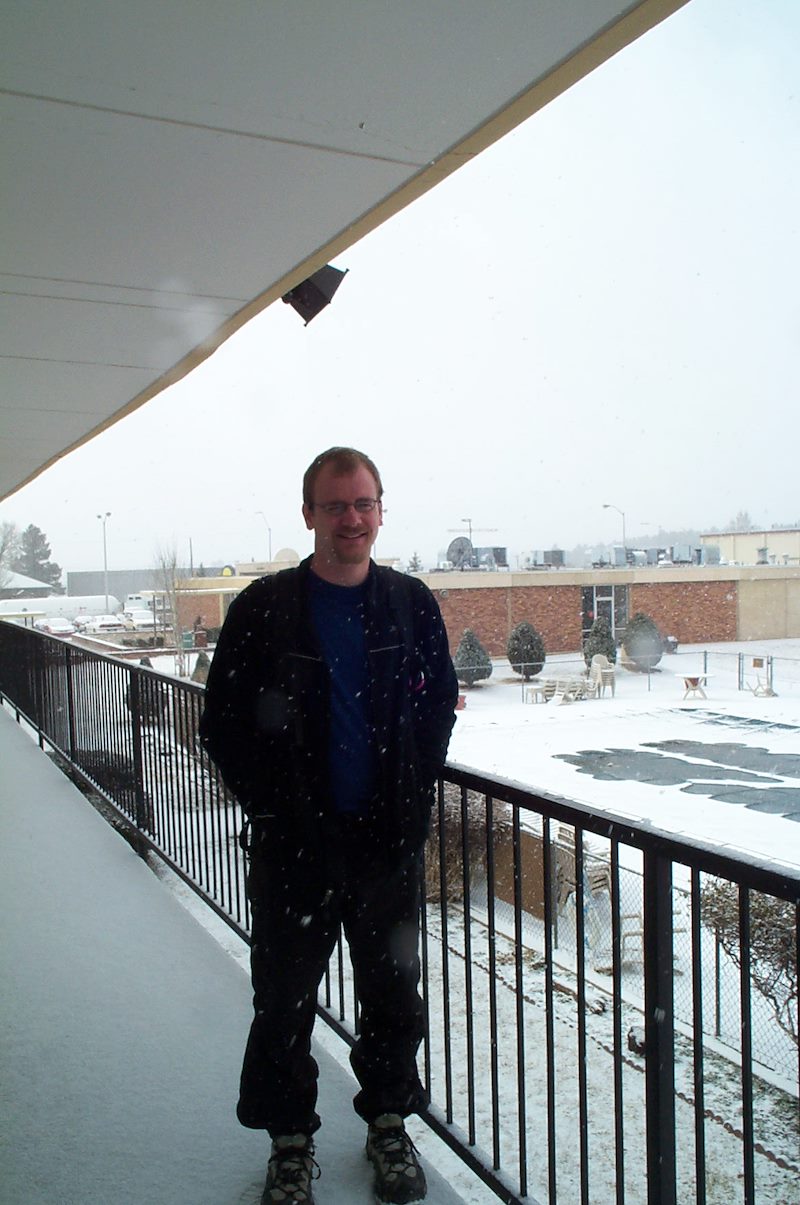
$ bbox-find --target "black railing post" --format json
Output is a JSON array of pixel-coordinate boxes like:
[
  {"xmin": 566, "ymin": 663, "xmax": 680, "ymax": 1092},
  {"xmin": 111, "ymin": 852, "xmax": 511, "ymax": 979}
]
[
  {"xmin": 738, "ymin": 888, "xmax": 755, "ymax": 1205},
  {"xmin": 65, "ymin": 643, "xmax": 77, "ymax": 762},
  {"xmin": 643, "ymin": 850, "xmax": 676, "ymax": 1205},
  {"xmin": 127, "ymin": 670, "xmax": 149, "ymax": 859},
  {"xmin": 33, "ymin": 632, "xmax": 45, "ymax": 747}
]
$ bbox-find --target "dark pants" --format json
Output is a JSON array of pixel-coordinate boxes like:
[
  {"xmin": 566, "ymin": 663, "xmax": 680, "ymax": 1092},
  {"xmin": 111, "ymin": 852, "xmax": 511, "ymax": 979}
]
[{"xmin": 237, "ymin": 818, "xmax": 427, "ymax": 1137}]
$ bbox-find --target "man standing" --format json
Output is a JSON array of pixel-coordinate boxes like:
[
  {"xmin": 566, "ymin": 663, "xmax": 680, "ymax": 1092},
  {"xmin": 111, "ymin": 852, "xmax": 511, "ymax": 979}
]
[{"xmin": 200, "ymin": 447, "xmax": 458, "ymax": 1204}]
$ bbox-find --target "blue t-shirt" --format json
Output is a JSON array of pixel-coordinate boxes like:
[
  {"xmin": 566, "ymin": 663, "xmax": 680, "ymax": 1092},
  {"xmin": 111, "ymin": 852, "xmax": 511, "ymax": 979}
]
[{"xmin": 308, "ymin": 572, "xmax": 378, "ymax": 814}]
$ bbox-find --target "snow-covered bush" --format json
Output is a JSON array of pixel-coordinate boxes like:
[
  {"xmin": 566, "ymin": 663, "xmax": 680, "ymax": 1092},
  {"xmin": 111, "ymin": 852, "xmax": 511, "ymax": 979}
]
[
  {"xmin": 507, "ymin": 621, "xmax": 545, "ymax": 680},
  {"xmin": 583, "ymin": 615, "xmax": 617, "ymax": 668},
  {"xmin": 453, "ymin": 629, "xmax": 492, "ymax": 687},
  {"xmin": 622, "ymin": 611, "xmax": 663, "ymax": 671},
  {"xmin": 191, "ymin": 651, "xmax": 211, "ymax": 684}
]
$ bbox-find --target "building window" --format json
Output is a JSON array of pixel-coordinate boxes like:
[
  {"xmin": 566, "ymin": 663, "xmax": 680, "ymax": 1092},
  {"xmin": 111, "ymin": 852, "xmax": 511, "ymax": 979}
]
[{"xmin": 582, "ymin": 584, "xmax": 628, "ymax": 643}]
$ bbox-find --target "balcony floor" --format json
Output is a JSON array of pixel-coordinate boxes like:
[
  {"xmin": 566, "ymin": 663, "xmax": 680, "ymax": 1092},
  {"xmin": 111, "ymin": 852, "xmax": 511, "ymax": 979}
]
[{"xmin": 0, "ymin": 708, "xmax": 467, "ymax": 1205}]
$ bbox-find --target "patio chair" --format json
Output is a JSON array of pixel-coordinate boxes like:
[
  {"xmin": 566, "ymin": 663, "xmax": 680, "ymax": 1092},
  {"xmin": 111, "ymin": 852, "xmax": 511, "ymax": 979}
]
[
  {"xmin": 567, "ymin": 677, "xmax": 589, "ymax": 701},
  {"xmin": 620, "ymin": 912, "xmax": 644, "ymax": 962},
  {"xmin": 551, "ymin": 678, "xmax": 578, "ymax": 704},
  {"xmin": 589, "ymin": 654, "xmax": 616, "ymax": 697},
  {"xmin": 554, "ymin": 827, "xmax": 611, "ymax": 913},
  {"xmin": 524, "ymin": 680, "xmax": 549, "ymax": 703},
  {"xmin": 619, "ymin": 910, "xmax": 688, "ymax": 965}
]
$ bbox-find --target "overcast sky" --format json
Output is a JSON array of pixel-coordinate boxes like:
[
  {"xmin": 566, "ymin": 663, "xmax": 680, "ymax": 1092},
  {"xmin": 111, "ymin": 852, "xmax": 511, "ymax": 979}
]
[{"xmin": 2, "ymin": 0, "xmax": 798, "ymax": 576}]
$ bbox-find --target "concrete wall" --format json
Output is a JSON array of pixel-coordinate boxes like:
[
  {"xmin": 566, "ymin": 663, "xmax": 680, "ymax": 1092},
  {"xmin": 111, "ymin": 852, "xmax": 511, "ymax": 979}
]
[
  {"xmin": 701, "ymin": 529, "xmax": 800, "ymax": 565},
  {"xmin": 737, "ymin": 576, "xmax": 800, "ymax": 640}
]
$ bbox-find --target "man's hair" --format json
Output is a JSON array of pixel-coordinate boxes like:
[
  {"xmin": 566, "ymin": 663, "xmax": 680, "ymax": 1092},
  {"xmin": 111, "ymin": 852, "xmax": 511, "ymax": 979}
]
[{"xmin": 302, "ymin": 447, "xmax": 383, "ymax": 507}]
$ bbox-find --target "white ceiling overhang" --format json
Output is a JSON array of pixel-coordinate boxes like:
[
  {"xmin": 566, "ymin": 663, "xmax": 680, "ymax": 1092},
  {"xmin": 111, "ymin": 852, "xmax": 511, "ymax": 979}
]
[{"xmin": 1, "ymin": 0, "xmax": 687, "ymax": 501}]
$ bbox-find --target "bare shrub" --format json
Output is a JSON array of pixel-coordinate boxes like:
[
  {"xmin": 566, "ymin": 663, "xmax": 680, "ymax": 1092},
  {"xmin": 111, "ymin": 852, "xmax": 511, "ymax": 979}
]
[
  {"xmin": 425, "ymin": 783, "xmax": 488, "ymax": 903},
  {"xmin": 701, "ymin": 879, "xmax": 797, "ymax": 1045}
]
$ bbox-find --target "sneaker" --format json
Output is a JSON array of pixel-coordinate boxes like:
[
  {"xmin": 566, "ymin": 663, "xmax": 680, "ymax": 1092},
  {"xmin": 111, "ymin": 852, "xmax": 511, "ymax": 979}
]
[
  {"xmin": 262, "ymin": 1134, "xmax": 318, "ymax": 1204},
  {"xmin": 365, "ymin": 1114, "xmax": 427, "ymax": 1204}
]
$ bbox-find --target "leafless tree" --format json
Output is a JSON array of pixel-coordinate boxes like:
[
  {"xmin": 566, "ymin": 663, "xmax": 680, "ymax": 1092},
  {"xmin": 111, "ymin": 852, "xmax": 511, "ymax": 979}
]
[
  {"xmin": 154, "ymin": 543, "xmax": 180, "ymax": 641},
  {"xmin": 0, "ymin": 521, "xmax": 20, "ymax": 588},
  {"xmin": 726, "ymin": 510, "xmax": 758, "ymax": 533}
]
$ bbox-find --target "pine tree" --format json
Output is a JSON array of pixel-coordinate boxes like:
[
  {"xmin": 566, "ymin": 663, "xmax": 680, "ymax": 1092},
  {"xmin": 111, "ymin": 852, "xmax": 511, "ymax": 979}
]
[
  {"xmin": 507, "ymin": 621, "xmax": 545, "ymax": 680},
  {"xmin": 11, "ymin": 524, "xmax": 63, "ymax": 591},
  {"xmin": 622, "ymin": 611, "xmax": 663, "ymax": 671},
  {"xmin": 583, "ymin": 615, "xmax": 617, "ymax": 668},
  {"xmin": 453, "ymin": 629, "xmax": 493, "ymax": 687}
]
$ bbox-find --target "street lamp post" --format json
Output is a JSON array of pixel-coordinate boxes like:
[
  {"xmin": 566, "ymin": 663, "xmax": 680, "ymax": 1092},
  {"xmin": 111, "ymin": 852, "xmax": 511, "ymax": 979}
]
[
  {"xmin": 256, "ymin": 512, "xmax": 272, "ymax": 563},
  {"xmin": 603, "ymin": 503, "xmax": 626, "ymax": 556},
  {"xmin": 97, "ymin": 512, "xmax": 111, "ymax": 610}
]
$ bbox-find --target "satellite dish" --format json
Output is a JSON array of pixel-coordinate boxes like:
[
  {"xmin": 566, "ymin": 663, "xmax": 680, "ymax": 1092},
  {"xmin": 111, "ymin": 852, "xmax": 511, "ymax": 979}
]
[{"xmin": 446, "ymin": 536, "xmax": 473, "ymax": 569}]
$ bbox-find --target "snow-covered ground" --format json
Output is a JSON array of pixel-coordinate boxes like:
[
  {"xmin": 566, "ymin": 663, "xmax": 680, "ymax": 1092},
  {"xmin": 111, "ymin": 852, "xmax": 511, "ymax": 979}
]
[
  {"xmin": 156, "ymin": 636, "xmax": 800, "ymax": 875},
  {"xmin": 447, "ymin": 640, "xmax": 800, "ymax": 874}
]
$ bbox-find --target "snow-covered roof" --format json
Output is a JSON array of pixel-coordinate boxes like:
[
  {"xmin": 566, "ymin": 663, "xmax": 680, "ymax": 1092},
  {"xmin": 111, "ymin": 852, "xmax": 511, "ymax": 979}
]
[{"xmin": 0, "ymin": 569, "xmax": 51, "ymax": 592}]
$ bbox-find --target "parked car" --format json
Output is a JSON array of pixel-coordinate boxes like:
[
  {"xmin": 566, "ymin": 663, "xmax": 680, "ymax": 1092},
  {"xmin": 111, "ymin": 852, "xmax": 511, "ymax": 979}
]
[
  {"xmin": 123, "ymin": 609, "xmax": 158, "ymax": 631},
  {"xmin": 82, "ymin": 614, "xmax": 127, "ymax": 634},
  {"xmin": 34, "ymin": 617, "xmax": 76, "ymax": 637}
]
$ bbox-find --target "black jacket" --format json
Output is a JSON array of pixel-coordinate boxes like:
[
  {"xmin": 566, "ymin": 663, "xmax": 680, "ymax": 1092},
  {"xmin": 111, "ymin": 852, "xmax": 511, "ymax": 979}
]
[{"xmin": 199, "ymin": 557, "xmax": 458, "ymax": 859}]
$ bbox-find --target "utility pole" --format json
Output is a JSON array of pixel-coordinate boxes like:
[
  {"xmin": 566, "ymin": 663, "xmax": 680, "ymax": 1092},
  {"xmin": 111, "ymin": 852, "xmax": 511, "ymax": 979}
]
[
  {"xmin": 97, "ymin": 511, "xmax": 111, "ymax": 611},
  {"xmin": 256, "ymin": 512, "xmax": 272, "ymax": 562}
]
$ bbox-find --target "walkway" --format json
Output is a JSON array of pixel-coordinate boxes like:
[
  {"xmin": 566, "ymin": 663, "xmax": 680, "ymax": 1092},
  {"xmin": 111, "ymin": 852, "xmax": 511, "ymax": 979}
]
[{"xmin": 0, "ymin": 709, "xmax": 467, "ymax": 1205}]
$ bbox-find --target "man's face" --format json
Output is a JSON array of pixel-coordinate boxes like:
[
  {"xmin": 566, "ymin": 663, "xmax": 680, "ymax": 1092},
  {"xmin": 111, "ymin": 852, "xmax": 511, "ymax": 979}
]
[{"xmin": 302, "ymin": 463, "xmax": 383, "ymax": 574}]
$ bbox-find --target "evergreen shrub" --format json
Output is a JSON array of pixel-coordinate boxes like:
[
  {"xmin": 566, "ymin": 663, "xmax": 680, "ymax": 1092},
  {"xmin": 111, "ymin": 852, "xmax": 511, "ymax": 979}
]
[
  {"xmin": 507, "ymin": 621, "xmax": 545, "ymax": 680},
  {"xmin": 583, "ymin": 615, "xmax": 617, "ymax": 668},
  {"xmin": 453, "ymin": 628, "xmax": 492, "ymax": 687},
  {"xmin": 622, "ymin": 611, "xmax": 663, "ymax": 671}
]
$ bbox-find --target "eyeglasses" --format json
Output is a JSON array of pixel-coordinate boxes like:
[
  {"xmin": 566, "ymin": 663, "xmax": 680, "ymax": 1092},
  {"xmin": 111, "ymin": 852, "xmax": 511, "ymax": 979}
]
[{"xmin": 314, "ymin": 498, "xmax": 381, "ymax": 517}]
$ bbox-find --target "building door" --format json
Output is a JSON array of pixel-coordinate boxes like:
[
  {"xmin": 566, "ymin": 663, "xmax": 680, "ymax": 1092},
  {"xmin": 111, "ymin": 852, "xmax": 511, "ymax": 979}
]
[{"xmin": 582, "ymin": 584, "xmax": 628, "ymax": 643}]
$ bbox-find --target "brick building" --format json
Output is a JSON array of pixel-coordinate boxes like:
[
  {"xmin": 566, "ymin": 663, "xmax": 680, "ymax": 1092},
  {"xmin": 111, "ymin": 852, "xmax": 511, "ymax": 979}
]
[
  {"xmin": 425, "ymin": 568, "xmax": 747, "ymax": 656},
  {"xmin": 176, "ymin": 564, "xmax": 800, "ymax": 655}
]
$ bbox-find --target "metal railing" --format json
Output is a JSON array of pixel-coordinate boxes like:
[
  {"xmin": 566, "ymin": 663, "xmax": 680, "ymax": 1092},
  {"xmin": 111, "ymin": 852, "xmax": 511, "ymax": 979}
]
[{"xmin": 1, "ymin": 623, "xmax": 798, "ymax": 1205}]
